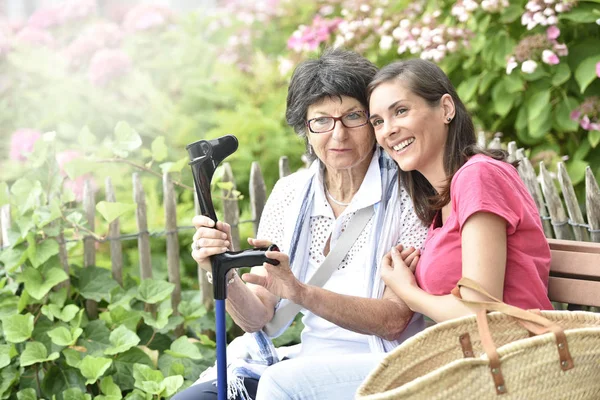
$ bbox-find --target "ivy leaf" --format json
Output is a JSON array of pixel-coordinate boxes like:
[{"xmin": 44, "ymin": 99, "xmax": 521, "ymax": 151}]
[
  {"xmin": 133, "ymin": 364, "xmax": 164, "ymax": 394},
  {"xmin": 141, "ymin": 308, "xmax": 172, "ymax": 330},
  {"xmin": 62, "ymin": 348, "xmax": 84, "ymax": 368},
  {"xmin": 112, "ymin": 347, "xmax": 154, "ymax": 391},
  {"xmin": 79, "ymin": 266, "xmax": 120, "ymax": 302},
  {"xmin": 62, "ymin": 158, "xmax": 96, "ymax": 180},
  {"xmin": 62, "ymin": 387, "xmax": 92, "ymax": 400},
  {"xmin": 151, "ymin": 136, "xmax": 168, "ymax": 162},
  {"xmin": 79, "ymin": 355, "xmax": 113, "ymax": 385},
  {"xmin": 20, "ymin": 266, "xmax": 68, "ymax": 300},
  {"xmin": 0, "ymin": 344, "xmax": 13, "ymax": 369},
  {"xmin": 16, "ymin": 388, "xmax": 37, "ymax": 400},
  {"xmin": 589, "ymin": 130, "xmax": 600, "ymax": 148},
  {"xmin": 165, "ymin": 336, "xmax": 203, "ymax": 360},
  {"xmin": 78, "ymin": 126, "xmax": 97, "ymax": 147},
  {"xmin": 41, "ymin": 365, "xmax": 87, "ymax": 398},
  {"xmin": 47, "ymin": 326, "xmax": 83, "ymax": 346},
  {"xmin": 0, "ymin": 247, "xmax": 27, "ymax": 274},
  {"xmin": 159, "ymin": 156, "xmax": 189, "ymax": 174},
  {"xmin": 162, "ymin": 375, "xmax": 184, "ymax": 397},
  {"xmin": 136, "ymin": 279, "xmax": 175, "ymax": 304},
  {"xmin": 33, "ymin": 200, "xmax": 62, "ymax": 228},
  {"xmin": 113, "ymin": 121, "xmax": 142, "ymax": 158},
  {"xmin": 28, "ymin": 239, "xmax": 59, "ymax": 269},
  {"xmin": 19, "ymin": 342, "xmax": 59, "ymax": 366},
  {"xmin": 104, "ymin": 325, "xmax": 140, "ymax": 356},
  {"xmin": 100, "ymin": 305, "xmax": 141, "ymax": 332},
  {"xmin": 575, "ymin": 55, "xmax": 600, "ymax": 93},
  {"xmin": 100, "ymin": 376, "xmax": 122, "ymax": 398},
  {"xmin": 0, "ymin": 366, "xmax": 18, "ymax": 399},
  {"xmin": 96, "ymin": 201, "xmax": 136, "ymax": 223},
  {"xmin": 1, "ymin": 313, "xmax": 34, "ymax": 343}
]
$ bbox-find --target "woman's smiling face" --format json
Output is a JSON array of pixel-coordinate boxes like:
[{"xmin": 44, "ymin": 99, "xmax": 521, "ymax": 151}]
[{"xmin": 368, "ymin": 80, "xmax": 450, "ymax": 175}]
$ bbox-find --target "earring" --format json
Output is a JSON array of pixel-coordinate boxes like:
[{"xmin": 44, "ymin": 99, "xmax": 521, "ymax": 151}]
[{"xmin": 447, "ymin": 117, "xmax": 452, "ymax": 122}]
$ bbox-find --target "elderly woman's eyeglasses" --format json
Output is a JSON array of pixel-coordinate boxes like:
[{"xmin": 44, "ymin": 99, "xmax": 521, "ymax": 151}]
[{"xmin": 306, "ymin": 111, "xmax": 369, "ymax": 134}]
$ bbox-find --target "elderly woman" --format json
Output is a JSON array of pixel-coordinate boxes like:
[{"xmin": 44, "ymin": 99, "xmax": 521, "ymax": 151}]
[{"xmin": 172, "ymin": 48, "xmax": 427, "ymax": 400}]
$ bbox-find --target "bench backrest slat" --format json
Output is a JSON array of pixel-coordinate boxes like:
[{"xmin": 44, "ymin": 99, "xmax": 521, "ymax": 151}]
[{"xmin": 547, "ymin": 238, "xmax": 600, "ymax": 307}]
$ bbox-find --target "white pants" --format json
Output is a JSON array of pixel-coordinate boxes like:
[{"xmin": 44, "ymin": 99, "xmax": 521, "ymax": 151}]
[{"xmin": 255, "ymin": 352, "xmax": 385, "ymax": 400}]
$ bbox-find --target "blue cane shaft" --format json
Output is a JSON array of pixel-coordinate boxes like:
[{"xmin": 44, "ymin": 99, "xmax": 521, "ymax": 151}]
[{"xmin": 216, "ymin": 299, "xmax": 227, "ymax": 400}]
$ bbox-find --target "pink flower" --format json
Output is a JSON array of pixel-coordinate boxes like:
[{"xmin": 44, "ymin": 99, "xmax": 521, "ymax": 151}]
[
  {"xmin": 64, "ymin": 22, "xmax": 123, "ymax": 66},
  {"xmin": 553, "ymin": 43, "xmax": 568, "ymax": 56},
  {"xmin": 14, "ymin": 26, "xmax": 54, "ymax": 47},
  {"xmin": 570, "ymin": 110, "xmax": 581, "ymax": 121},
  {"xmin": 542, "ymin": 49, "xmax": 559, "ymax": 65},
  {"xmin": 0, "ymin": 31, "xmax": 10, "ymax": 56},
  {"xmin": 590, "ymin": 122, "xmax": 600, "ymax": 131},
  {"xmin": 28, "ymin": 0, "xmax": 96, "ymax": 29},
  {"xmin": 88, "ymin": 48, "xmax": 132, "ymax": 86},
  {"xmin": 27, "ymin": 7, "xmax": 62, "ymax": 29},
  {"xmin": 580, "ymin": 115, "xmax": 591, "ymax": 130},
  {"xmin": 9, "ymin": 129, "xmax": 42, "ymax": 161},
  {"xmin": 596, "ymin": 61, "xmax": 600, "ymax": 78},
  {"xmin": 122, "ymin": 4, "xmax": 173, "ymax": 32},
  {"xmin": 546, "ymin": 25, "xmax": 560, "ymax": 40},
  {"xmin": 287, "ymin": 15, "xmax": 342, "ymax": 52}
]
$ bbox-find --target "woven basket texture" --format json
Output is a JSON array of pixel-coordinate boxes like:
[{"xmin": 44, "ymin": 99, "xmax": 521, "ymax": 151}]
[{"xmin": 356, "ymin": 311, "xmax": 600, "ymax": 400}]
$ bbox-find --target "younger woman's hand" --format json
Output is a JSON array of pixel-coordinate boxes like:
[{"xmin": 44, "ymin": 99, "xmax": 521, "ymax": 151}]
[{"xmin": 381, "ymin": 245, "xmax": 420, "ymax": 292}]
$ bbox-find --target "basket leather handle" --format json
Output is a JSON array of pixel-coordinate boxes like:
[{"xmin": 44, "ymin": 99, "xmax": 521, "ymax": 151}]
[{"xmin": 452, "ymin": 277, "xmax": 574, "ymax": 395}]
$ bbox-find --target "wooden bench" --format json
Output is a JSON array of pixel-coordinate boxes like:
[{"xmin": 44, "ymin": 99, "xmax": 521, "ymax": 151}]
[{"xmin": 547, "ymin": 238, "xmax": 600, "ymax": 308}]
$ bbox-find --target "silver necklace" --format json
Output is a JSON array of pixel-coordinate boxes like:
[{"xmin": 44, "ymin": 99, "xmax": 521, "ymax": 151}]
[{"xmin": 325, "ymin": 186, "xmax": 350, "ymax": 206}]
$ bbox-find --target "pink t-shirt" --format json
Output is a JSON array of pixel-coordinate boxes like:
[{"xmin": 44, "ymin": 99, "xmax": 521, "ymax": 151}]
[{"xmin": 415, "ymin": 155, "xmax": 553, "ymax": 310}]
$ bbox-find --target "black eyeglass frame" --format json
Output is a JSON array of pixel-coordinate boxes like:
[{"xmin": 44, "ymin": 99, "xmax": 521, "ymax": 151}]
[{"xmin": 305, "ymin": 110, "xmax": 370, "ymax": 134}]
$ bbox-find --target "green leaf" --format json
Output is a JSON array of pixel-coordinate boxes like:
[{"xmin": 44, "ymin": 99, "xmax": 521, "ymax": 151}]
[
  {"xmin": 151, "ymin": 136, "xmax": 168, "ymax": 162},
  {"xmin": 575, "ymin": 56, "xmax": 600, "ymax": 93},
  {"xmin": 79, "ymin": 266, "xmax": 120, "ymax": 302},
  {"xmin": 28, "ymin": 239, "xmax": 60, "ymax": 268},
  {"xmin": 566, "ymin": 160, "xmax": 588, "ymax": 185},
  {"xmin": 136, "ymin": 279, "xmax": 175, "ymax": 304},
  {"xmin": 528, "ymin": 106, "xmax": 553, "ymax": 139},
  {"xmin": 20, "ymin": 266, "xmax": 68, "ymax": 300},
  {"xmin": 0, "ymin": 182, "xmax": 9, "ymax": 205},
  {"xmin": 1, "ymin": 313, "xmax": 34, "ymax": 343},
  {"xmin": 78, "ymin": 126, "xmax": 97, "ymax": 147},
  {"xmin": 16, "ymin": 388, "xmax": 37, "ymax": 400},
  {"xmin": 141, "ymin": 308, "xmax": 172, "ymax": 330},
  {"xmin": 491, "ymin": 80, "xmax": 516, "ymax": 117},
  {"xmin": 500, "ymin": 4, "xmax": 523, "ymax": 23},
  {"xmin": 79, "ymin": 355, "xmax": 113, "ymax": 385},
  {"xmin": 41, "ymin": 365, "xmax": 87, "ymax": 398},
  {"xmin": 33, "ymin": 200, "xmax": 62, "ymax": 228},
  {"xmin": 19, "ymin": 342, "xmax": 59, "ymax": 366},
  {"xmin": 527, "ymin": 90, "xmax": 551, "ymax": 120},
  {"xmin": 62, "ymin": 348, "xmax": 84, "ymax": 368},
  {"xmin": 0, "ymin": 366, "xmax": 18, "ymax": 398},
  {"xmin": 113, "ymin": 121, "xmax": 142, "ymax": 158},
  {"xmin": 62, "ymin": 387, "xmax": 92, "ymax": 400},
  {"xmin": 559, "ymin": 3, "xmax": 600, "ymax": 22},
  {"xmin": 0, "ymin": 247, "xmax": 27, "ymax": 274},
  {"xmin": 96, "ymin": 201, "xmax": 136, "ymax": 223},
  {"xmin": 589, "ymin": 130, "xmax": 600, "ymax": 148},
  {"xmin": 456, "ymin": 75, "xmax": 480, "ymax": 103},
  {"xmin": 62, "ymin": 158, "xmax": 96, "ymax": 180},
  {"xmin": 0, "ymin": 344, "xmax": 12, "ymax": 369},
  {"xmin": 159, "ymin": 156, "xmax": 189, "ymax": 174},
  {"xmin": 47, "ymin": 326, "xmax": 83, "ymax": 346},
  {"xmin": 100, "ymin": 376, "xmax": 122, "ymax": 398},
  {"xmin": 554, "ymin": 96, "xmax": 580, "ymax": 132},
  {"xmin": 133, "ymin": 364, "xmax": 164, "ymax": 394},
  {"xmin": 162, "ymin": 375, "xmax": 184, "ymax": 397},
  {"xmin": 100, "ymin": 306, "xmax": 141, "ymax": 331},
  {"xmin": 104, "ymin": 325, "xmax": 140, "ymax": 356},
  {"xmin": 551, "ymin": 63, "xmax": 571, "ymax": 86},
  {"xmin": 112, "ymin": 348, "xmax": 154, "ymax": 391},
  {"xmin": 164, "ymin": 336, "xmax": 203, "ymax": 360}
]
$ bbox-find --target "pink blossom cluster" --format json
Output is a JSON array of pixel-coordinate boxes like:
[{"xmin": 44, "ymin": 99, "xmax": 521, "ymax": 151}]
[
  {"xmin": 9, "ymin": 129, "xmax": 42, "ymax": 162},
  {"xmin": 570, "ymin": 97, "xmax": 600, "ymax": 132},
  {"xmin": 521, "ymin": 0, "xmax": 576, "ymax": 30},
  {"xmin": 64, "ymin": 22, "xmax": 123, "ymax": 67},
  {"xmin": 122, "ymin": 4, "xmax": 173, "ymax": 33},
  {"xmin": 27, "ymin": 0, "xmax": 97, "ymax": 30},
  {"xmin": 88, "ymin": 48, "xmax": 132, "ymax": 86},
  {"xmin": 288, "ymin": 15, "xmax": 343, "ymax": 52},
  {"xmin": 506, "ymin": 27, "xmax": 568, "ymax": 74},
  {"xmin": 451, "ymin": 0, "xmax": 509, "ymax": 22},
  {"xmin": 14, "ymin": 26, "xmax": 55, "ymax": 47}
]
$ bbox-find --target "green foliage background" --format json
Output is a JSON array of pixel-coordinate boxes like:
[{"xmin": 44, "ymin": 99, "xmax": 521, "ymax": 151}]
[{"xmin": 0, "ymin": 0, "xmax": 599, "ymax": 398}]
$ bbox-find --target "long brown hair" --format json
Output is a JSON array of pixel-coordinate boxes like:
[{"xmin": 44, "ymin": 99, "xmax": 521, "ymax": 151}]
[{"xmin": 367, "ymin": 59, "xmax": 512, "ymax": 226}]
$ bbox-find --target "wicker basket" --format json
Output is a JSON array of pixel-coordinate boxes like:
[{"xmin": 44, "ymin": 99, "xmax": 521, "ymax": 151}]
[{"xmin": 356, "ymin": 279, "xmax": 600, "ymax": 400}]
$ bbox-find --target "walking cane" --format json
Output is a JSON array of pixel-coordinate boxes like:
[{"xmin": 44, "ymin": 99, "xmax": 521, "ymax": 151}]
[{"xmin": 187, "ymin": 135, "xmax": 279, "ymax": 400}]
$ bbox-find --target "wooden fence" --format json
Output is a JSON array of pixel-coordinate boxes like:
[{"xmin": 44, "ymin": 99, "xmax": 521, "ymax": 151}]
[{"xmin": 0, "ymin": 138, "xmax": 599, "ymax": 327}]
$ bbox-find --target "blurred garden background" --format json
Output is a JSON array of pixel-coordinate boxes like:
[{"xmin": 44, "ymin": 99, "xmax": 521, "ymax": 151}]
[{"xmin": 0, "ymin": 0, "xmax": 599, "ymax": 398}]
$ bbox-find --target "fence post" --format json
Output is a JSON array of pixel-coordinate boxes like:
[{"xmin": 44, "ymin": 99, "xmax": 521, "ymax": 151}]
[
  {"xmin": 586, "ymin": 167, "xmax": 600, "ymax": 243},
  {"xmin": 163, "ymin": 173, "xmax": 183, "ymax": 336},
  {"xmin": 83, "ymin": 180, "xmax": 98, "ymax": 319},
  {"xmin": 487, "ymin": 137, "xmax": 502, "ymax": 150},
  {"xmin": 249, "ymin": 162, "xmax": 266, "ymax": 237},
  {"xmin": 194, "ymin": 191, "xmax": 214, "ymax": 311},
  {"xmin": 477, "ymin": 131, "xmax": 486, "ymax": 149},
  {"xmin": 507, "ymin": 141, "xmax": 518, "ymax": 164},
  {"xmin": 1, "ymin": 204, "xmax": 11, "ymax": 248},
  {"xmin": 105, "ymin": 177, "xmax": 123, "ymax": 286},
  {"xmin": 221, "ymin": 163, "xmax": 240, "ymax": 251},
  {"xmin": 515, "ymin": 150, "xmax": 554, "ymax": 238},
  {"xmin": 133, "ymin": 173, "xmax": 153, "ymax": 281},
  {"xmin": 557, "ymin": 162, "xmax": 590, "ymax": 242},
  {"xmin": 539, "ymin": 162, "xmax": 573, "ymax": 240},
  {"xmin": 279, "ymin": 156, "xmax": 291, "ymax": 178}
]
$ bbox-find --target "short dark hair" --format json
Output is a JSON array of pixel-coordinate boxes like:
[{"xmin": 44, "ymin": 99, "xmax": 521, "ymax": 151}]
[
  {"xmin": 286, "ymin": 48, "xmax": 378, "ymax": 144},
  {"xmin": 368, "ymin": 59, "xmax": 510, "ymax": 225}
]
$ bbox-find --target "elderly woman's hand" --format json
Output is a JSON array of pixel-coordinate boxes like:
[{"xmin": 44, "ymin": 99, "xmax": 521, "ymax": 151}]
[
  {"xmin": 241, "ymin": 246, "xmax": 305, "ymax": 304},
  {"xmin": 381, "ymin": 245, "xmax": 420, "ymax": 294},
  {"xmin": 191, "ymin": 215, "xmax": 232, "ymax": 273}
]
